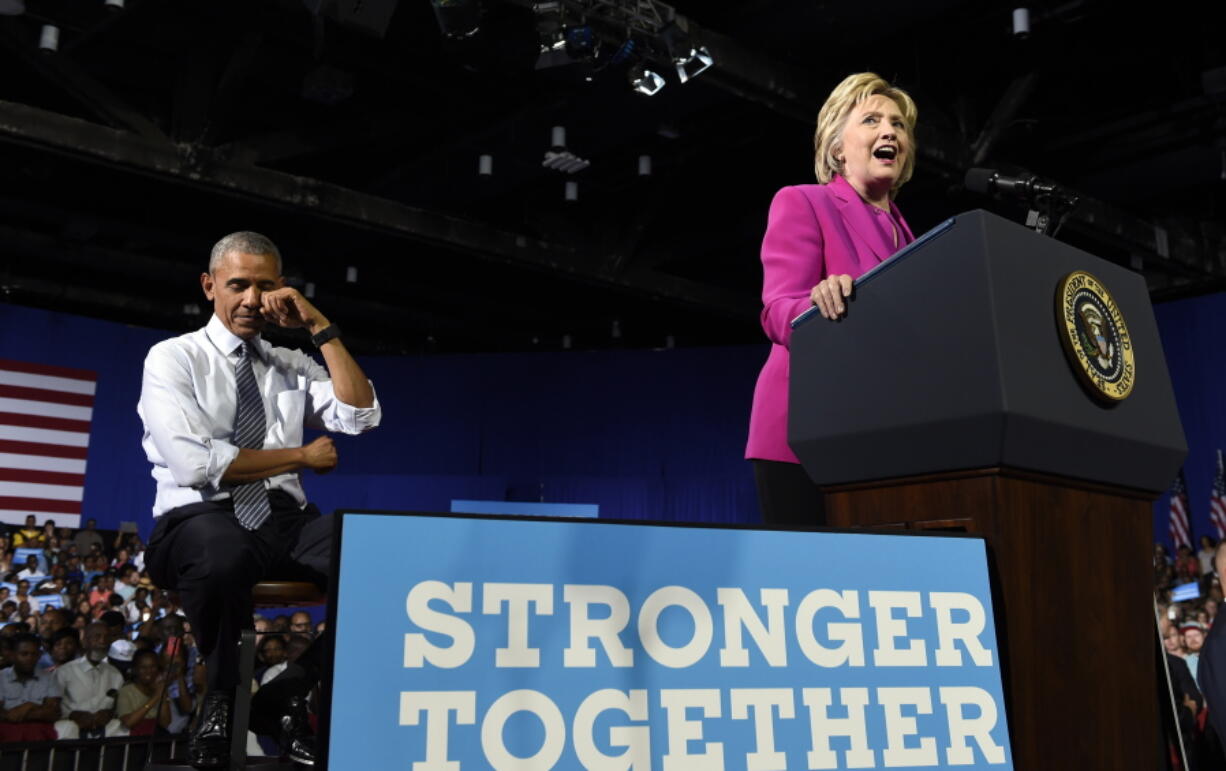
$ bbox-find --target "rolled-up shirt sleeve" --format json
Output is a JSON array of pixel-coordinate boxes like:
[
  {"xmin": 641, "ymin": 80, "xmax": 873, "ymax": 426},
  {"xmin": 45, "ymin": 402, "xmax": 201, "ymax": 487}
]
[
  {"xmin": 139, "ymin": 345, "xmax": 240, "ymax": 490},
  {"xmin": 298, "ymin": 356, "xmax": 382, "ymax": 435}
]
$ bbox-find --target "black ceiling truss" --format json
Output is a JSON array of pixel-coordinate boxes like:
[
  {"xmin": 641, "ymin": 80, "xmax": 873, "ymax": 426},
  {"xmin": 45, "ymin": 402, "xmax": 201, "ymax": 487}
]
[{"xmin": 0, "ymin": 0, "xmax": 1224, "ymax": 353}]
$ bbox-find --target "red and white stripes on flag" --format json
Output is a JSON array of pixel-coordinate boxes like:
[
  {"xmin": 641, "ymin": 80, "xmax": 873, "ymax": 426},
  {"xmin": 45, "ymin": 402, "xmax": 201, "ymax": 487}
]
[
  {"xmin": 0, "ymin": 358, "xmax": 96, "ymax": 528},
  {"xmin": 1211, "ymin": 450, "xmax": 1226, "ymax": 541},
  {"xmin": 1169, "ymin": 469, "xmax": 1192, "ymax": 550}
]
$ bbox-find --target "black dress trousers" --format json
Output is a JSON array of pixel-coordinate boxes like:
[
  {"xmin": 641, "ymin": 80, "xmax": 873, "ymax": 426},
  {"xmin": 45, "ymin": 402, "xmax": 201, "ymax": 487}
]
[{"xmin": 145, "ymin": 490, "xmax": 331, "ymax": 691}]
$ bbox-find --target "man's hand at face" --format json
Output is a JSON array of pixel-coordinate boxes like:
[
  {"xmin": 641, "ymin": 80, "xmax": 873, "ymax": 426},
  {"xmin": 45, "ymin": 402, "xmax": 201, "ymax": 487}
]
[{"xmin": 259, "ymin": 288, "xmax": 330, "ymax": 334}]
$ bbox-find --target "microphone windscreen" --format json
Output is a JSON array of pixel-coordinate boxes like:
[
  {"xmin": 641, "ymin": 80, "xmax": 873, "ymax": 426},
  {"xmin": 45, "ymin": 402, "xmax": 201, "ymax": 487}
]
[{"xmin": 964, "ymin": 168, "xmax": 997, "ymax": 195}]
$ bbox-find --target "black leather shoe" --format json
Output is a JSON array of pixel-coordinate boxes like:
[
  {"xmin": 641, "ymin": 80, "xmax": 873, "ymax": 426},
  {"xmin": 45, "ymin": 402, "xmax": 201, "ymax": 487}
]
[
  {"xmin": 188, "ymin": 689, "xmax": 233, "ymax": 769},
  {"xmin": 277, "ymin": 695, "xmax": 316, "ymax": 766}
]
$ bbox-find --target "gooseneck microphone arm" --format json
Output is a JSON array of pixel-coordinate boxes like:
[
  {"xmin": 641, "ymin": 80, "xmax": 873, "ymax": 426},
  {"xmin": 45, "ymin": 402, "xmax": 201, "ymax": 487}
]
[{"xmin": 964, "ymin": 168, "xmax": 1080, "ymax": 237}]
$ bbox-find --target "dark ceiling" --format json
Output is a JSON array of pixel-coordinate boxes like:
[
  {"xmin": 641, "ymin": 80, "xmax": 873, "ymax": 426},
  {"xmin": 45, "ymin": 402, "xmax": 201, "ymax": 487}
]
[{"xmin": 1, "ymin": 0, "xmax": 1223, "ymax": 354}]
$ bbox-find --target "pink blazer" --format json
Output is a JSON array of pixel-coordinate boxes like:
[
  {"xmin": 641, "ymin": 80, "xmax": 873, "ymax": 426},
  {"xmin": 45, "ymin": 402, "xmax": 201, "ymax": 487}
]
[{"xmin": 745, "ymin": 176, "xmax": 915, "ymax": 463}]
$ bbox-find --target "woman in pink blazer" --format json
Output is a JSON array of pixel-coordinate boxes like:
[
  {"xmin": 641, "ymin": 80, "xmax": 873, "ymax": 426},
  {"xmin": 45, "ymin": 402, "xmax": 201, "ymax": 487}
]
[{"xmin": 747, "ymin": 72, "xmax": 918, "ymax": 525}]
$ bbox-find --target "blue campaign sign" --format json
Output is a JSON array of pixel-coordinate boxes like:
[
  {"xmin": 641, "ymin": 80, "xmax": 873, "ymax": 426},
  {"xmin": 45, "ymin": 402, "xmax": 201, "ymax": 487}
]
[{"xmin": 329, "ymin": 513, "xmax": 1012, "ymax": 770}]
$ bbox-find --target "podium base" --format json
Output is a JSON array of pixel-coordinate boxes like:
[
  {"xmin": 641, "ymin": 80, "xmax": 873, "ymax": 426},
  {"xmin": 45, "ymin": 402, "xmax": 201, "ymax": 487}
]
[{"xmin": 824, "ymin": 467, "xmax": 1157, "ymax": 770}]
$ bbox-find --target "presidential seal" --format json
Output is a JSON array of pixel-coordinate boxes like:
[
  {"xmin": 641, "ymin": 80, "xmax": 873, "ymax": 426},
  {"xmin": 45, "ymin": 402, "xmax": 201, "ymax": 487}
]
[{"xmin": 1056, "ymin": 270, "xmax": 1135, "ymax": 402}]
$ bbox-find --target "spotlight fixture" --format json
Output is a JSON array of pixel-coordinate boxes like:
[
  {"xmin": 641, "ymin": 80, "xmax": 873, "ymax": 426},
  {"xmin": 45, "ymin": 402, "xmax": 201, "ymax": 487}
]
[
  {"xmin": 629, "ymin": 65, "xmax": 665, "ymax": 96},
  {"xmin": 674, "ymin": 45, "xmax": 713, "ymax": 84},
  {"xmin": 658, "ymin": 22, "xmax": 713, "ymax": 84},
  {"xmin": 38, "ymin": 24, "xmax": 58, "ymax": 52},
  {"xmin": 1011, "ymin": 8, "xmax": 1030, "ymax": 38}
]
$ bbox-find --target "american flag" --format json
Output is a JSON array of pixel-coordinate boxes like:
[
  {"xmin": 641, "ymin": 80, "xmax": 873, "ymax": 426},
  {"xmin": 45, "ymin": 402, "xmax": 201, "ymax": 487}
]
[
  {"xmin": 1169, "ymin": 469, "xmax": 1192, "ymax": 550},
  {"xmin": 0, "ymin": 359, "xmax": 96, "ymax": 528},
  {"xmin": 1211, "ymin": 450, "xmax": 1226, "ymax": 540}
]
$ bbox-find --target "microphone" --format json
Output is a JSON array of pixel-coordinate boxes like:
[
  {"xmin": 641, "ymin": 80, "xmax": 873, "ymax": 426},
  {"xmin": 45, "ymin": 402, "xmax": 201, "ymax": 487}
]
[{"xmin": 964, "ymin": 168, "xmax": 1072, "ymax": 205}]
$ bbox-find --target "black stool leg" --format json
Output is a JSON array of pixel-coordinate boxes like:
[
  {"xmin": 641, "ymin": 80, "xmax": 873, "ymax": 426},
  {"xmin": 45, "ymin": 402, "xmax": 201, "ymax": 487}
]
[{"xmin": 232, "ymin": 629, "xmax": 256, "ymax": 770}]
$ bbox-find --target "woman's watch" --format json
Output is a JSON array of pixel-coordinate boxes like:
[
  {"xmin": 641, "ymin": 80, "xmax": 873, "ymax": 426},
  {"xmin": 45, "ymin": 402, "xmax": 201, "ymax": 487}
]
[{"xmin": 310, "ymin": 324, "xmax": 341, "ymax": 347}]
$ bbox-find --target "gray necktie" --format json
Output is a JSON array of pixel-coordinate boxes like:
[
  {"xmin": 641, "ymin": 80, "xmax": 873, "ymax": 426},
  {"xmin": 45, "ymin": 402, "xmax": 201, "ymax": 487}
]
[{"xmin": 231, "ymin": 341, "xmax": 271, "ymax": 530}]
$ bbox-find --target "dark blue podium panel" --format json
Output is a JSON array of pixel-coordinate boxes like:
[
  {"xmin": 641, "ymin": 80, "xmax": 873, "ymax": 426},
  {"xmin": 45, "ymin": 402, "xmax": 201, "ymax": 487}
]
[{"xmin": 328, "ymin": 512, "xmax": 1013, "ymax": 770}]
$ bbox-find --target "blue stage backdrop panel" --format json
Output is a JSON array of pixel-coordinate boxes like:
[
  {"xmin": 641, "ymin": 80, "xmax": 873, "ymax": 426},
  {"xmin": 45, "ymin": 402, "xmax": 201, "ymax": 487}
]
[
  {"xmin": 1152, "ymin": 293, "xmax": 1226, "ymax": 550},
  {"xmin": 330, "ymin": 512, "xmax": 1013, "ymax": 770}
]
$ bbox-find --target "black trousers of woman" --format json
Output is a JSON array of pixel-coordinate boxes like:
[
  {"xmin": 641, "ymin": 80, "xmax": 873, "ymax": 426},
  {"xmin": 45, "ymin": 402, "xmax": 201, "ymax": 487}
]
[
  {"xmin": 752, "ymin": 459, "xmax": 826, "ymax": 527},
  {"xmin": 145, "ymin": 490, "xmax": 331, "ymax": 700}
]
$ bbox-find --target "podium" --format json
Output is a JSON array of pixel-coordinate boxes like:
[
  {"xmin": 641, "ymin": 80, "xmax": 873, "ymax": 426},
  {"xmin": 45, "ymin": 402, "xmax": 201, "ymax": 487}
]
[{"xmin": 789, "ymin": 209, "xmax": 1186, "ymax": 769}]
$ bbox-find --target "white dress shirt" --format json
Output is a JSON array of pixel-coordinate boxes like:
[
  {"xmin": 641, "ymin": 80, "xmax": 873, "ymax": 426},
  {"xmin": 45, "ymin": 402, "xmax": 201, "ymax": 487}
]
[
  {"xmin": 138, "ymin": 314, "xmax": 381, "ymax": 516},
  {"xmin": 55, "ymin": 656, "xmax": 124, "ymax": 716}
]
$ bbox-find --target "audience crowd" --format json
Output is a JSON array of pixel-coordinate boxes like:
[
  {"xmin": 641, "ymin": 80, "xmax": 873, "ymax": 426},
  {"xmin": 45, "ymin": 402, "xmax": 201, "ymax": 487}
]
[
  {"xmin": 1156, "ymin": 535, "xmax": 1226, "ymax": 770},
  {"xmin": 0, "ymin": 515, "xmax": 321, "ymax": 749}
]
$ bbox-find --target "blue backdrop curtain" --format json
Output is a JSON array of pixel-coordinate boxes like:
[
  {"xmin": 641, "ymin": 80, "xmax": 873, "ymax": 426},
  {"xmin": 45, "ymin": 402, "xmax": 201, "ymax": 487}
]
[{"xmin": 1152, "ymin": 293, "xmax": 1226, "ymax": 549}]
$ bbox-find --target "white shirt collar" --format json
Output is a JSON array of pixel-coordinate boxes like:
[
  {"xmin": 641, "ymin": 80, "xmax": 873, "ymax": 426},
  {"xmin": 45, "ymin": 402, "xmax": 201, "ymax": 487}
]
[{"xmin": 205, "ymin": 314, "xmax": 267, "ymax": 362}]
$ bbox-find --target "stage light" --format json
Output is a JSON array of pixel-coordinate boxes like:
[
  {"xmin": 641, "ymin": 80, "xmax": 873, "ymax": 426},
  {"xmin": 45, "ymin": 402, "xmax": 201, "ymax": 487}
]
[
  {"xmin": 674, "ymin": 45, "xmax": 713, "ymax": 84},
  {"xmin": 478, "ymin": 154, "xmax": 493, "ymax": 176},
  {"xmin": 346, "ymin": 266, "xmax": 358, "ymax": 283},
  {"xmin": 638, "ymin": 155, "xmax": 652, "ymax": 176},
  {"xmin": 1012, "ymin": 8, "xmax": 1030, "ymax": 37},
  {"xmin": 629, "ymin": 65, "xmax": 665, "ymax": 96},
  {"xmin": 430, "ymin": 0, "xmax": 481, "ymax": 39},
  {"xmin": 38, "ymin": 24, "xmax": 58, "ymax": 52},
  {"xmin": 564, "ymin": 181, "xmax": 578, "ymax": 201}
]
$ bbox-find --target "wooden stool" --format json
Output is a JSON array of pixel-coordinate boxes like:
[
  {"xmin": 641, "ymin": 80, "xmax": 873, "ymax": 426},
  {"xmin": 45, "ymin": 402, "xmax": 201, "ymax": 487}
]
[{"xmin": 147, "ymin": 581, "xmax": 326, "ymax": 771}]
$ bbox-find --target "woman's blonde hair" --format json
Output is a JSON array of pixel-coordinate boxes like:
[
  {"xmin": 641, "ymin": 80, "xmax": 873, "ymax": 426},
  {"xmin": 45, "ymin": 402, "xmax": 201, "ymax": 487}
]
[{"xmin": 813, "ymin": 72, "xmax": 918, "ymax": 194}]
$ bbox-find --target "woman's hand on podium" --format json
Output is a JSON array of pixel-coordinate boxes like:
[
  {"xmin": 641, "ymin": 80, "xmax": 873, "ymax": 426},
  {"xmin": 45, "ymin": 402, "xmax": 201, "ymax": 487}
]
[{"xmin": 810, "ymin": 274, "xmax": 854, "ymax": 319}]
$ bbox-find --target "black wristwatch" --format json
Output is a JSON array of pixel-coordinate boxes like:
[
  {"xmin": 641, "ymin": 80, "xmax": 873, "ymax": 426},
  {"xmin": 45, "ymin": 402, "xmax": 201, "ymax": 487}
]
[{"xmin": 310, "ymin": 324, "xmax": 341, "ymax": 347}]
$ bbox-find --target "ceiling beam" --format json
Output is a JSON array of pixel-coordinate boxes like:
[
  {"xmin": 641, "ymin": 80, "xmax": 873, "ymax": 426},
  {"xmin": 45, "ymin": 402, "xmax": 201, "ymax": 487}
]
[
  {"xmin": 0, "ymin": 98, "xmax": 754, "ymax": 320},
  {"xmin": 0, "ymin": 18, "xmax": 168, "ymax": 143}
]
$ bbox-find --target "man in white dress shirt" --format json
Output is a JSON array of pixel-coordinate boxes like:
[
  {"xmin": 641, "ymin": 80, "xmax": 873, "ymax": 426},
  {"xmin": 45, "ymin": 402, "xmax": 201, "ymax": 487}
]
[
  {"xmin": 139, "ymin": 232, "xmax": 381, "ymax": 768},
  {"xmin": 53, "ymin": 622, "xmax": 125, "ymax": 740}
]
